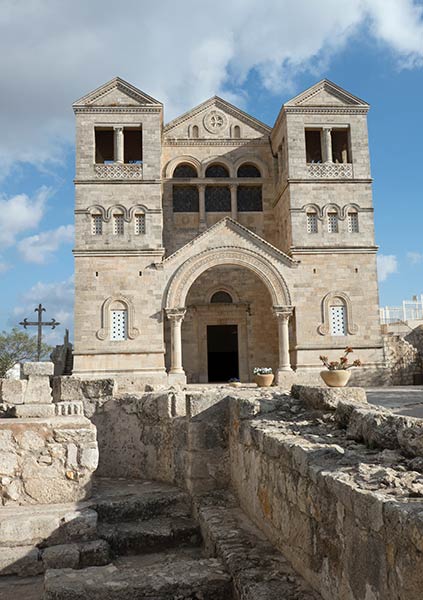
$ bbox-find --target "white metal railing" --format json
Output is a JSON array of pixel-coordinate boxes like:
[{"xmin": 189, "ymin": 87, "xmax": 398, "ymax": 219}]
[
  {"xmin": 94, "ymin": 163, "xmax": 143, "ymax": 180},
  {"xmin": 380, "ymin": 295, "xmax": 423, "ymax": 324},
  {"xmin": 307, "ymin": 162, "xmax": 353, "ymax": 179}
]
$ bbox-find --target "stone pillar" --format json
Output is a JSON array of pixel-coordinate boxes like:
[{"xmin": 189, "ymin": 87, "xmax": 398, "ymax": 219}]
[
  {"xmin": 274, "ymin": 307, "xmax": 293, "ymax": 383},
  {"xmin": 230, "ymin": 184, "xmax": 238, "ymax": 221},
  {"xmin": 198, "ymin": 184, "xmax": 206, "ymax": 231},
  {"xmin": 166, "ymin": 308, "xmax": 187, "ymax": 384},
  {"xmin": 114, "ymin": 127, "xmax": 124, "ymax": 163},
  {"xmin": 323, "ymin": 128, "xmax": 333, "ymax": 163}
]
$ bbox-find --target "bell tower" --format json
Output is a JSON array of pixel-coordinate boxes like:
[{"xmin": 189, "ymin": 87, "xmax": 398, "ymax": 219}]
[{"xmin": 72, "ymin": 77, "xmax": 167, "ymax": 381}]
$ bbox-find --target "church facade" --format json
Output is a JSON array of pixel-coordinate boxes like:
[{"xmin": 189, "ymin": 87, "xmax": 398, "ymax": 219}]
[{"xmin": 72, "ymin": 77, "xmax": 385, "ymax": 387}]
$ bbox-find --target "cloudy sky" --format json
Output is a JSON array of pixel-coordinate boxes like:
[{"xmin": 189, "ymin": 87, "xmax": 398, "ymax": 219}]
[{"xmin": 0, "ymin": 0, "xmax": 423, "ymax": 342}]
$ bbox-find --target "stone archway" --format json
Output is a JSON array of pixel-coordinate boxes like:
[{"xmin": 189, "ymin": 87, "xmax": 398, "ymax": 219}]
[{"xmin": 164, "ymin": 246, "xmax": 293, "ymax": 384}]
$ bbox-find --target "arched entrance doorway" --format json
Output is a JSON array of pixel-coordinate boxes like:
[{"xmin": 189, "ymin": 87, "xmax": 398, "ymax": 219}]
[{"xmin": 164, "ymin": 246, "xmax": 294, "ymax": 385}]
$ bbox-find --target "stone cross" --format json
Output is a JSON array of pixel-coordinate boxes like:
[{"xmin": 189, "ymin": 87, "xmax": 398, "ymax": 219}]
[{"xmin": 19, "ymin": 304, "xmax": 60, "ymax": 361}]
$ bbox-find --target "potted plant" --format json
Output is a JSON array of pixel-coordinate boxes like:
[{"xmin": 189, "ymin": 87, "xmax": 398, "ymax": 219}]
[
  {"xmin": 228, "ymin": 378, "xmax": 242, "ymax": 388},
  {"xmin": 319, "ymin": 348, "xmax": 362, "ymax": 387},
  {"xmin": 253, "ymin": 367, "xmax": 274, "ymax": 387}
]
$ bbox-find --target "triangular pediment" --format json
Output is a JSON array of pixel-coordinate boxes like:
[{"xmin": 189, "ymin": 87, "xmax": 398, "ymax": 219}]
[
  {"xmin": 73, "ymin": 77, "xmax": 162, "ymax": 108},
  {"xmin": 285, "ymin": 79, "xmax": 368, "ymax": 108},
  {"xmin": 163, "ymin": 217, "xmax": 297, "ymax": 268},
  {"xmin": 164, "ymin": 96, "xmax": 271, "ymax": 139}
]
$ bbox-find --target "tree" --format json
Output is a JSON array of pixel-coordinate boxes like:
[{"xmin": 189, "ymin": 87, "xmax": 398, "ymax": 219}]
[{"xmin": 0, "ymin": 328, "xmax": 53, "ymax": 378}]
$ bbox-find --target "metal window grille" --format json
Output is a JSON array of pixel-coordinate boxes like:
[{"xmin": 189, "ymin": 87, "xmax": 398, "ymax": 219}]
[
  {"xmin": 306, "ymin": 213, "xmax": 318, "ymax": 233},
  {"xmin": 110, "ymin": 310, "xmax": 127, "ymax": 340},
  {"xmin": 347, "ymin": 212, "xmax": 359, "ymax": 233},
  {"xmin": 327, "ymin": 212, "xmax": 338, "ymax": 233},
  {"xmin": 330, "ymin": 306, "xmax": 347, "ymax": 336},
  {"xmin": 135, "ymin": 214, "xmax": 146, "ymax": 235},
  {"xmin": 113, "ymin": 215, "xmax": 124, "ymax": 235},
  {"xmin": 91, "ymin": 215, "xmax": 102, "ymax": 235}
]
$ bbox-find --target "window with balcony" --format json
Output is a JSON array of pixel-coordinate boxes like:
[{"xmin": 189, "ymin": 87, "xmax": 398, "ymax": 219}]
[
  {"xmin": 305, "ymin": 129, "xmax": 322, "ymax": 163},
  {"xmin": 95, "ymin": 128, "xmax": 114, "ymax": 164},
  {"xmin": 332, "ymin": 129, "xmax": 350, "ymax": 164},
  {"xmin": 94, "ymin": 126, "xmax": 142, "ymax": 164}
]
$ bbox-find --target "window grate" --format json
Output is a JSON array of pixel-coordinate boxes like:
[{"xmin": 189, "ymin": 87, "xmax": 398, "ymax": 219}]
[
  {"xmin": 135, "ymin": 214, "xmax": 146, "ymax": 235},
  {"xmin": 347, "ymin": 212, "xmax": 359, "ymax": 233},
  {"xmin": 327, "ymin": 212, "xmax": 338, "ymax": 233},
  {"xmin": 330, "ymin": 306, "xmax": 346, "ymax": 336},
  {"xmin": 110, "ymin": 310, "xmax": 127, "ymax": 340},
  {"xmin": 91, "ymin": 215, "xmax": 102, "ymax": 235},
  {"xmin": 113, "ymin": 215, "xmax": 124, "ymax": 235},
  {"xmin": 306, "ymin": 213, "xmax": 318, "ymax": 233}
]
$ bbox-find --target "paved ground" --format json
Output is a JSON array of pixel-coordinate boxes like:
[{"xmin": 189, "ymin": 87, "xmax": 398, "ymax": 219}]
[{"xmin": 366, "ymin": 386, "xmax": 423, "ymax": 418}]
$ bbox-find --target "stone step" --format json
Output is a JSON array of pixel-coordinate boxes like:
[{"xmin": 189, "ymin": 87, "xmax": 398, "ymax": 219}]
[
  {"xmin": 98, "ymin": 516, "xmax": 202, "ymax": 556},
  {"xmin": 92, "ymin": 484, "xmax": 191, "ymax": 523},
  {"xmin": 44, "ymin": 554, "xmax": 232, "ymax": 600}
]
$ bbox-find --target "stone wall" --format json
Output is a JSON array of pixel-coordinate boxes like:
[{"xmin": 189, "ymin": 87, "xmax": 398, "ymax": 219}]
[
  {"xmin": 228, "ymin": 387, "xmax": 423, "ymax": 600},
  {"xmin": 383, "ymin": 332, "xmax": 422, "ymax": 385}
]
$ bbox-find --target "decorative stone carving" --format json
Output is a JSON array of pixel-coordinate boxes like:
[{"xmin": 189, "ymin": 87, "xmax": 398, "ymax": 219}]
[
  {"xmin": 203, "ymin": 110, "xmax": 228, "ymax": 134},
  {"xmin": 307, "ymin": 163, "xmax": 353, "ymax": 179},
  {"xmin": 94, "ymin": 164, "xmax": 143, "ymax": 180}
]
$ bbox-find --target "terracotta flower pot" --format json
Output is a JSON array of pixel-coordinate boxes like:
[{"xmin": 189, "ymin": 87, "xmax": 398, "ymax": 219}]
[
  {"xmin": 254, "ymin": 373, "xmax": 274, "ymax": 387},
  {"xmin": 320, "ymin": 370, "xmax": 351, "ymax": 387}
]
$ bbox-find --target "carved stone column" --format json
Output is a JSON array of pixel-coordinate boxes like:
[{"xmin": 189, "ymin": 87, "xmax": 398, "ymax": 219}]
[
  {"xmin": 114, "ymin": 127, "xmax": 124, "ymax": 163},
  {"xmin": 323, "ymin": 127, "xmax": 333, "ymax": 163},
  {"xmin": 198, "ymin": 184, "xmax": 206, "ymax": 231},
  {"xmin": 274, "ymin": 306, "xmax": 293, "ymax": 379},
  {"xmin": 230, "ymin": 184, "xmax": 238, "ymax": 221},
  {"xmin": 166, "ymin": 308, "xmax": 186, "ymax": 379}
]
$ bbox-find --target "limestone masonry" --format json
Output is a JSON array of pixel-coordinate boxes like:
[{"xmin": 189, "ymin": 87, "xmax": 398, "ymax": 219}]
[{"xmin": 72, "ymin": 77, "xmax": 385, "ymax": 386}]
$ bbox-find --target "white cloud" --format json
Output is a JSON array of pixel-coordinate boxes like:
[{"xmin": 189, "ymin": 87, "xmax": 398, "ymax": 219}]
[
  {"xmin": 17, "ymin": 225, "xmax": 74, "ymax": 264},
  {"xmin": 0, "ymin": 187, "xmax": 50, "ymax": 247},
  {"xmin": 0, "ymin": 1, "xmax": 422, "ymax": 175},
  {"xmin": 13, "ymin": 275, "xmax": 74, "ymax": 345},
  {"xmin": 407, "ymin": 251, "xmax": 423, "ymax": 264},
  {"xmin": 377, "ymin": 254, "xmax": 398, "ymax": 281}
]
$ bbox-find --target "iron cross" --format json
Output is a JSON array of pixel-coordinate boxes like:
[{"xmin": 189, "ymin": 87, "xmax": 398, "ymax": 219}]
[{"xmin": 19, "ymin": 304, "xmax": 60, "ymax": 361}]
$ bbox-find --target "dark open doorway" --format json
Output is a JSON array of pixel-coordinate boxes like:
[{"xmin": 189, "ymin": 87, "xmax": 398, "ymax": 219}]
[{"xmin": 207, "ymin": 324, "xmax": 239, "ymax": 382}]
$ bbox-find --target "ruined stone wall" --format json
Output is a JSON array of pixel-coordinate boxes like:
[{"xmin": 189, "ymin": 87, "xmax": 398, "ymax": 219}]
[
  {"xmin": 228, "ymin": 388, "xmax": 423, "ymax": 600},
  {"xmin": 383, "ymin": 333, "xmax": 422, "ymax": 385}
]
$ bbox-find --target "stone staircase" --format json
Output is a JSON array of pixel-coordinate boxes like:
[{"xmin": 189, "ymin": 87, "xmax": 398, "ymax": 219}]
[{"xmin": 0, "ymin": 478, "xmax": 321, "ymax": 600}]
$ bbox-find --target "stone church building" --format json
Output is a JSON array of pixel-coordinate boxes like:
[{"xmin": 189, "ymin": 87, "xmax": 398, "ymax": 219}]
[{"xmin": 72, "ymin": 77, "xmax": 385, "ymax": 387}]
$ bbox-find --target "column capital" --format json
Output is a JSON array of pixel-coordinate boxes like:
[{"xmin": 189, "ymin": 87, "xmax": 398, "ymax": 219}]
[
  {"xmin": 198, "ymin": 183, "xmax": 206, "ymax": 191},
  {"xmin": 273, "ymin": 305, "xmax": 294, "ymax": 320},
  {"xmin": 114, "ymin": 126, "xmax": 124, "ymax": 132},
  {"xmin": 230, "ymin": 183, "xmax": 238, "ymax": 191},
  {"xmin": 165, "ymin": 307, "xmax": 186, "ymax": 322}
]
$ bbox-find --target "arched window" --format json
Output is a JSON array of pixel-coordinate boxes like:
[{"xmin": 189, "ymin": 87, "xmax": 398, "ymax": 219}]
[
  {"xmin": 306, "ymin": 211, "xmax": 318, "ymax": 234},
  {"xmin": 205, "ymin": 164, "xmax": 229, "ymax": 178},
  {"xmin": 91, "ymin": 214, "xmax": 103, "ymax": 235},
  {"xmin": 347, "ymin": 211, "xmax": 359, "ymax": 233},
  {"xmin": 327, "ymin": 211, "xmax": 338, "ymax": 233},
  {"xmin": 192, "ymin": 125, "xmax": 199, "ymax": 139},
  {"xmin": 237, "ymin": 163, "xmax": 261, "ymax": 178},
  {"xmin": 237, "ymin": 186, "xmax": 262, "ymax": 212},
  {"xmin": 318, "ymin": 292, "xmax": 358, "ymax": 336},
  {"xmin": 134, "ymin": 213, "xmax": 146, "ymax": 235},
  {"xmin": 205, "ymin": 186, "xmax": 231, "ymax": 212},
  {"xmin": 233, "ymin": 125, "xmax": 241, "ymax": 139},
  {"xmin": 329, "ymin": 298, "xmax": 347, "ymax": 336},
  {"xmin": 173, "ymin": 163, "xmax": 198, "ymax": 178},
  {"xmin": 110, "ymin": 300, "xmax": 128, "ymax": 341},
  {"xmin": 173, "ymin": 186, "xmax": 199, "ymax": 212},
  {"xmin": 210, "ymin": 291, "xmax": 233, "ymax": 303},
  {"xmin": 113, "ymin": 213, "xmax": 124, "ymax": 235}
]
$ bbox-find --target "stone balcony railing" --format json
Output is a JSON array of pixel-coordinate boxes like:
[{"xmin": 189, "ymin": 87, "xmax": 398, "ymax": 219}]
[
  {"xmin": 307, "ymin": 162, "xmax": 353, "ymax": 179},
  {"xmin": 94, "ymin": 163, "xmax": 143, "ymax": 180}
]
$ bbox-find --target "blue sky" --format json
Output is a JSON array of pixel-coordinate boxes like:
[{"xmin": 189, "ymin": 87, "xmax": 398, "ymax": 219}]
[{"xmin": 0, "ymin": 0, "xmax": 422, "ymax": 342}]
